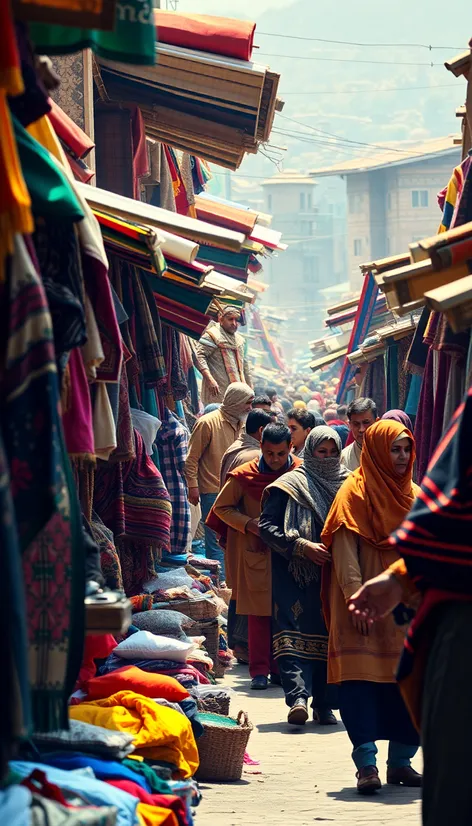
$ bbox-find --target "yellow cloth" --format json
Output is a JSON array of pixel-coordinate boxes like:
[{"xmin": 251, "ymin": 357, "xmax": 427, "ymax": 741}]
[
  {"xmin": 138, "ymin": 805, "xmax": 178, "ymax": 826},
  {"xmin": 70, "ymin": 690, "xmax": 199, "ymax": 778}
]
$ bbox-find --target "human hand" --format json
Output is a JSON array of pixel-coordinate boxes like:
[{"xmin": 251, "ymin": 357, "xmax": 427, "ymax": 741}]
[
  {"xmin": 348, "ymin": 572, "xmax": 403, "ymax": 623},
  {"xmin": 351, "ymin": 611, "xmax": 370, "ymax": 636},
  {"xmin": 302, "ymin": 541, "xmax": 331, "ymax": 566},
  {"xmin": 246, "ymin": 518, "xmax": 260, "ymax": 537},
  {"xmin": 188, "ymin": 487, "xmax": 200, "ymax": 506},
  {"xmin": 208, "ymin": 376, "xmax": 220, "ymax": 396}
]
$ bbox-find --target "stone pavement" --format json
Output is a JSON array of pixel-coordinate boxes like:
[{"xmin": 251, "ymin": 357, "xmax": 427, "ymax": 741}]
[{"xmin": 199, "ymin": 665, "xmax": 422, "ymax": 826}]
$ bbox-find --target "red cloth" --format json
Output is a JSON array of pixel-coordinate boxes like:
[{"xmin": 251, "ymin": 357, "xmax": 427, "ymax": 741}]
[
  {"xmin": 155, "ymin": 10, "xmax": 256, "ymax": 62},
  {"xmin": 48, "ymin": 98, "xmax": 94, "ymax": 159},
  {"xmin": 86, "ymin": 665, "xmax": 190, "ymax": 702},
  {"xmin": 205, "ymin": 456, "xmax": 302, "ymax": 543},
  {"xmin": 107, "ymin": 781, "xmax": 189, "ymax": 826},
  {"xmin": 248, "ymin": 615, "xmax": 276, "ymax": 679},
  {"xmin": 75, "ymin": 634, "xmax": 117, "ymax": 690},
  {"xmin": 62, "ymin": 348, "xmax": 94, "ymax": 458}
]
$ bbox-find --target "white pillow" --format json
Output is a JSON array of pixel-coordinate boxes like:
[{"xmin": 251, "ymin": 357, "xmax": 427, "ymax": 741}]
[{"xmin": 114, "ymin": 630, "xmax": 195, "ymax": 662}]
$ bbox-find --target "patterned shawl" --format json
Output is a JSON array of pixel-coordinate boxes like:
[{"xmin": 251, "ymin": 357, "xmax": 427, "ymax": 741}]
[
  {"xmin": 266, "ymin": 426, "xmax": 350, "ymax": 586},
  {"xmin": 94, "ymin": 429, "xmax": 172, "ymax": 595}
]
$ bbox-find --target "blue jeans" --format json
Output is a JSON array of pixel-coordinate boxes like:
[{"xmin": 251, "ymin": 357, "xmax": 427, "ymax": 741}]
[
  {"xmin": 353, "ymin": 741, "xmax": 418, "ymax": 770},
  {"xmin": 200, "ymin": 492, "xmax": 225, "ymax": 579}
]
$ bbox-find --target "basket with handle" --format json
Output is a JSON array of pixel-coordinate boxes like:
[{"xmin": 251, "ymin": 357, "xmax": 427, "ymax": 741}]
[
  {"xmin": 192, "ymin": 618, "xmax": 219, "ymax": 661},
  {"xmin": 162, "ymin": 597, "xmax": 218, "ymax": 621},
  {"xmin": 196, "ymin": 711, "xmax": 253, "ymax": 782}
]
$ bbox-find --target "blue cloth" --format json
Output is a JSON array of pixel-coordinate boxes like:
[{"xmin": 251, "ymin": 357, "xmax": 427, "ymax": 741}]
[
  {"xmin": 156, "ymin": 408, "xmax": 191, "ymax": 555},
  {"xmin": 180, "ymin": 697, "xmax": 204, "ymax": 739},
  {"xmin": 200, "ymin": 492, "xmax": 225, "ymax": 577},
  {"xmin": 353, "ymin": 741, "xmax": 418, "ymax": 770},
  {"xmin": 39, "ymin": 753, "xmax": 152, "ymax": 792},
  {"xmin": 0, "ymin": 785, "xmax": 31, "ymax": 826},
  {"xmin": 10, "ymin": 761, "xmax": 139, "ymax": 826},
  {"xmin": 405, "ymin": 372, "xmax": 422, "ymax": 417}
]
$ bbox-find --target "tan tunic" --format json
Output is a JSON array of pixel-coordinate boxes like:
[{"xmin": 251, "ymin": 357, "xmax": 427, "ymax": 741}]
[
  {"xmin": 341, "ymin": 441, "xmax": 361, "ymax": 471},
  {"xmin": 327, "ymin": 526, "xmax": 405, "ymax": 685},
  {"xmin": 212, "ymin": 477, "xmax": 271, "ymax": 616},
  {"xmin": 196, "ymin": 324, "xmax": 252, "ymax": 406},
  {"xmin": 185, "ymin": 409, "xmax": 240, "ymax": 494}
]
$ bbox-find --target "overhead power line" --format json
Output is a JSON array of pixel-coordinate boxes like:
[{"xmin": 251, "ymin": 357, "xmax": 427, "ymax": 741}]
[
  {"xmin": 276, "ymin": 113, "xmax": 427, "ymax": 154},
  {"xmin": 258, "ymin": 31, "xmax": 461, "ymax": 50},
  {"xmin": 258, "ymin": 52, "xmax": 442, "ymax": 66},
  {"xmin": 280, "ymin": 82, "xmax": 458, "ymax": 95}
]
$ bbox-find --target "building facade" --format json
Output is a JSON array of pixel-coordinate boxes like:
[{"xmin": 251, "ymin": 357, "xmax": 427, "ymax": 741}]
[
  {"xmin": 261, "ymin": 171, "xmax": 345, "ymax": 359},
  {"xmin": 312, "ymin": 137, "xmax": 461, "ymax": 292}
]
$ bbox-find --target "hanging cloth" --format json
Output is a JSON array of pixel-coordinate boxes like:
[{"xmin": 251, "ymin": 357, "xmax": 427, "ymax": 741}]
[{"xmin": 29, "ymin": 0, "xmax": 156, "ymax": 65}]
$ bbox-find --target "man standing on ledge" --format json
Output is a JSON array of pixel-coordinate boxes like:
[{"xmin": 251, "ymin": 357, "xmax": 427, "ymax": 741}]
[
  {"xmin": 342, "ymin": 398, "xmax": 378, "ymax": 471},
  {"xmin": 196, "ymin": 306, "xmax": 253, "ymax": 407}
]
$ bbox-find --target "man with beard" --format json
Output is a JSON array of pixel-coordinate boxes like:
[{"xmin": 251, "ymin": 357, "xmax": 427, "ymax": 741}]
[
  {"xmin": 196, "ymin": 307, "xmax": 253, "ymax": 406},
  {"xmin": 185, "ymin": 382, "xmax": 254, "ymax": 578},
  {"xmin": 342, "ymin": 398, "xmax": 378, "ymax": 471}
]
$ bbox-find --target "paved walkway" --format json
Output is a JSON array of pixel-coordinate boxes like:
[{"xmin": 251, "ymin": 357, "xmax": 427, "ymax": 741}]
[{"xmin": 199, "ymin": 665, "xmax": 422, "ymax": 826}]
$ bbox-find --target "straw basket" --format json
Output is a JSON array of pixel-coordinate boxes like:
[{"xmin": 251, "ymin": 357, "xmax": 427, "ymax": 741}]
[
  {"xmin": 164, "ymin": 597, "xmax": 218, "ymax": 621},
  {"xmin": 197, "ymin": 694, "xmax": 231, "ymax": 716},
  {"xmin": 196, "ymin": 711, "xmax": 253, "ymax": 782},
  {"xmin": 213, "ymin": 659, "xmax": 228, "ymax": 679},
  {"xmin": 192, "ymin": 618, "xmax": 219, "ymax": 661}
]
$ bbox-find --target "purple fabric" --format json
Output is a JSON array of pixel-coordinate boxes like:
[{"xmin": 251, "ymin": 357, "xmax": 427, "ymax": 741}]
[{"xmin": 381, "ymin": 410, "xmax": 413, "ymax": 432}]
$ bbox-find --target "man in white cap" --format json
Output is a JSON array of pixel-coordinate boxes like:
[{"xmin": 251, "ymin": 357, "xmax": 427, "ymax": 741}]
[{"xmin": 196, "ymin": 306, "xmax": 253, "ymax": 406}]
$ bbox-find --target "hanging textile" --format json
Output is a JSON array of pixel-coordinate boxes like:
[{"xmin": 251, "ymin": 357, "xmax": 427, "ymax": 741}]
[
  {"xmin": 336, "ymin": 272, "xmax": 379, "ymax": 403},
  {"xmin": 29, "ymin": 0, "xmax": 156, "ymax": 65},
  {"xmin": 1, "ymin": 235, "xmax": 84, "ymax": 731},
  {"xmin": 156, "ymin": 407, "xmax": 191, "ymax": 556},
  {"xmin": 94, "ymin": 429, "xmax": 172, "ymax": 594}
]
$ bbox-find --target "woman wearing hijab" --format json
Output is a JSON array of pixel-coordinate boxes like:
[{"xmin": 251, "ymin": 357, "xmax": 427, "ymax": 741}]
[
  {"xmin": 259, "ymin": 427, "xmax": 350, "ymax": 725},
  {"xmin": 321, "ymin": 420, "xmax": 421, "ymax": 794},
  {"xmin": 381, "ymin": 409, "xmax": 414, "ymax": 431}
]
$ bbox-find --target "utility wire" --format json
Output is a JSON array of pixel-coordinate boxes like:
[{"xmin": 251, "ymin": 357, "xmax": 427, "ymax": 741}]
[
  {"xmin": 280, "ymin": 82, "xmax": 459, "ymax": 95},
  {"xmin": 257, "ymin": 31, "xmax": 461, "ymax": 50},
  {"xmin": 276, "ymin": 113, "xmax": 430, "ymax": 154},
  {"xmin": 258, "ymin": 52, "xmax": 441, "ymax": 66}
]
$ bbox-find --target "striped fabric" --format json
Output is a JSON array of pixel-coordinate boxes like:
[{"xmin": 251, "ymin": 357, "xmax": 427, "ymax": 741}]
[
  {"xmin": 391, "ymin": 383, "xmax": 472, "ymax": 593},
  {"xmin": 336, "ymin": 271, "xmax": 379, "ymax": 403}
]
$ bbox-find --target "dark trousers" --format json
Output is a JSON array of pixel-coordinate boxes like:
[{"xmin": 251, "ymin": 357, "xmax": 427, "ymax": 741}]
[
  {"xmin": 422, "ymin": 602, "xmax": 472, "ymax": 826},
  {"xmin": 277, "ymin": 655, "xmax": 336, "ymax": 710},
  {"xmin": 247, "ymin": 615, "xmax": 277, "ymax": 678}
]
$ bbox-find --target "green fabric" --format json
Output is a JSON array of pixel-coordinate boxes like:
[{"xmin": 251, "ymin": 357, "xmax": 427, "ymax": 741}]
[
  {"xmin": 199, "ymin": 712, "xmax": 239, "ymax": 727},
  {"xmin": 145, "ymin": 272, "xmax": 213, "ymax": 314},
  {"xmin": 122, "ymin": 759, "xmax": 172, "ymax": 794},
  {"xmin": 198, "ymin": 245, "xmax": 251, "ymax": 275},
  {"xmin": 29, "ymin": 0, "xmax": 156, "ymax": 66},
  {"xmin": 12, "ymin": 116, "xmax": 83, "ymax": 222}
]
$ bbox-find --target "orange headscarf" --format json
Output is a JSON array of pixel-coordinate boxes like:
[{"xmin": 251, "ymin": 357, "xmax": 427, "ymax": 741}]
[{"xmin": 322, "ymin": 419, "xmax": 420, "ymax": 550}]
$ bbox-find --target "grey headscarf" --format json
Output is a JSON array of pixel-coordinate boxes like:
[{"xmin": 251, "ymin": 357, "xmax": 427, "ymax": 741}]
[
  {"xmin": 266, "ymin": 426, "xmax": 350, "ymax": 586},
  {"xmin": 220, "ymin": 382, "xmax": 254, "ymax": 426}
]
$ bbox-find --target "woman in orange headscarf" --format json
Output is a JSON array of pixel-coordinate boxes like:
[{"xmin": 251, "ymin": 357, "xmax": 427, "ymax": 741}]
[{"xmin": 321, "ymin": 420, "xmax": 421, "ymax": 795}]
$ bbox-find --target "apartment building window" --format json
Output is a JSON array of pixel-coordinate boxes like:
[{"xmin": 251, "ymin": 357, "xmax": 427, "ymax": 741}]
[
  {"xmin": 301, "ymin": 221, "xmax": 314, "ymax": 237},
  {"xmin": 307, "ymin": 192, "xmax": 313, "ymax": 210},
  {"xmin": 300, "ymin": 192, "xmax": 306, "ymax": 211},
  {"xmin": 387, "ymin": 192, "xmax": 392, "ymax": 211},
  {"xmin": 349, "ymin": 193, "xmax": 362, "ymax": 214},
  {"xmin": 412, "ymin": 190, "xmax": 429, "ymax": 208},
  {"xmin": 353, "ymin": 238, "xmax": 363, "ymax": 256},
  {"xmin": 267, "ymin": 194, "xmax": 272, "ymax": 212}
]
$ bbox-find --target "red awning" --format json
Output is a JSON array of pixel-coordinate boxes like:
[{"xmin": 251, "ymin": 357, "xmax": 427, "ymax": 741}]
[{"xmin": 155, "ymin": 10, "xmax": 256, "ymax": 62}]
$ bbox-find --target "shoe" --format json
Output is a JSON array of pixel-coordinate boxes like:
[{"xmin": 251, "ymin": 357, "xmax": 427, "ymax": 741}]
[
  {"xmin": 356, "ymin": 766, "xmax": 381, "ymax": 795},
  {"xmin": 270, "ymin": 673, "xmax": 282, "ymax": 686},
  {"xmin": 287, "ymin": 698, "xmax": 309, "ymax": 726},
  {"xmin": 251, "ymin": 676, "xmax": 269, "ymax": 690},
  {"xmin": 314, "ymin": 708, "xmax": 338, "ymax": 726},
  {"xmin": 387, "ymin": 766, "xmax": 422, "ymax": 787}
]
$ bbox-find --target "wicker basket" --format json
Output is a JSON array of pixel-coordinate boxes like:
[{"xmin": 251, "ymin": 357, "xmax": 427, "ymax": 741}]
[
  {"xmin": 162, "ymin": 597, "xmax": 218, "ymax": 621},
  {"xmin": 196, "ymin": 711, "xmax": 253, "ymax": 782},
  {"xmin": 192, "ymin": 618, "xmax": 219, "ymax": 661},
  {"xmin": 197, "ymin": 695, "xmax": 231, "ymax": 716},
  {"xmin": 213, "ymin": 659, "xmax": 228, "ymax": 679}
]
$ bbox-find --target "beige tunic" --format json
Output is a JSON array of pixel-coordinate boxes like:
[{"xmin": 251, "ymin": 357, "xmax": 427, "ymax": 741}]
[
  {"xmin": 327, "ymin": 526, "xmax": 405, "ymax": 685},
  {"xmin": 341, "ymin": 441, "xmax": 361, "ymax": 471},
  {"xmin": 212, "ymin": 477, "xmax": 271, "ymax": 616},
  {"xmin": 196, "ymin": 323, "xmax": 252, "ymax": 406},
  {"xmin": 185, "ymin": 409, "xmax": 240, "ymax": 494}
]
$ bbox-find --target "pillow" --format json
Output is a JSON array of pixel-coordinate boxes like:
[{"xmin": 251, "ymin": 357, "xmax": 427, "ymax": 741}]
[
  {"xmin": 114, "ymin": 630, "xmax": 195, "ymax": 662},
  {"xmin": 143, "ymin": 567, "xmax": 194, "ymax": 593},
  {"xmin": 132, "ymin": 609, "xmax": 195, "ymax": 641},
  {"xmin": 86, "ymin": 665, "xmax": 190, "ymax": 702}
]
